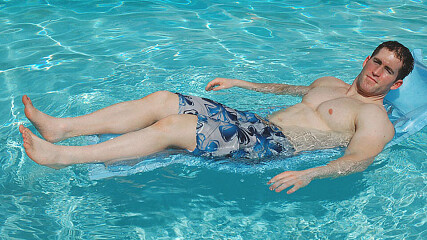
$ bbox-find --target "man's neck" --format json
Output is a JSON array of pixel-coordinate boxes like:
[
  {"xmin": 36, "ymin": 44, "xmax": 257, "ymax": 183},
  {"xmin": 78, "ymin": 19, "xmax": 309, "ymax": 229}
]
[{"xmin": 346, "ymin": 81, "xmax": 386, "ymax": 106}]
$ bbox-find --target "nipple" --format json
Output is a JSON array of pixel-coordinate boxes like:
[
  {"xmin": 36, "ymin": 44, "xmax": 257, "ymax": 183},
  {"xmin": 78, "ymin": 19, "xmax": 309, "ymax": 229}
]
[{"xmin": 328, "ymin": 108, "xmax": 333, "ymax": 115}]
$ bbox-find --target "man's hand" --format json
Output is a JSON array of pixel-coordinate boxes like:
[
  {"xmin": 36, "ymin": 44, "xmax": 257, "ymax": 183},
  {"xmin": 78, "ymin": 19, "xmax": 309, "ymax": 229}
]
[
  {"xmin": 268, "ymin": 169, "xmax": 315, "ymax": 194},
  {"xmin": 205, "ymin": 78, "xmax": 237, "ymax": 91}
]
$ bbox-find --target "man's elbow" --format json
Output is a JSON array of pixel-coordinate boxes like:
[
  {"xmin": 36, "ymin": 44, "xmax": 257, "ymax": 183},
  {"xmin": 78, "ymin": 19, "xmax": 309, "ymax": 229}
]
[{"xmin": 355, "ymin": 157, "xmax": 374, "ymax": 172}]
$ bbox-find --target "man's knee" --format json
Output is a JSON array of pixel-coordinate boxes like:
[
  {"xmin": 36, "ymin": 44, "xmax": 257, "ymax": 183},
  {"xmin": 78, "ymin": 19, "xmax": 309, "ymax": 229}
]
[
  {"xmin": 138, "ymin": 91, "xmax": 179, "ymax": 117},
  {"xmin": 144, "ymin": 90, "xmax": 176, "ymax": 102}
]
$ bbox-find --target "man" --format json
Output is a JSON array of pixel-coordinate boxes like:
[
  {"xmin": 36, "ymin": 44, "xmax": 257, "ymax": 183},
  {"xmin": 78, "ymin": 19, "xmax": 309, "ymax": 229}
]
[{"xmin": 20, "ymin": 41, "xmax": 414, "ymax": 194}]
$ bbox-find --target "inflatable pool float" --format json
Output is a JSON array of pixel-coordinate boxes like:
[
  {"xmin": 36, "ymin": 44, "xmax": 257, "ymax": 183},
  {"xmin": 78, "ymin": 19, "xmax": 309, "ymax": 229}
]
[
  {"xmin": 88, "ymin": 49, "xmax": 426, "ymax": 180},
  {"xmin": 384, "ymin": 49, "xmax": 426, "ymax": 147}
]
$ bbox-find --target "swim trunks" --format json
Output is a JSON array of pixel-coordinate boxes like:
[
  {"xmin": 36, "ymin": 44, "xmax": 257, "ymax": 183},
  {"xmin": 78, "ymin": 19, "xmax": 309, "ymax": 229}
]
[{"xmin": 176, "ymin": 93, "xmax": 295, "ymax": 158}]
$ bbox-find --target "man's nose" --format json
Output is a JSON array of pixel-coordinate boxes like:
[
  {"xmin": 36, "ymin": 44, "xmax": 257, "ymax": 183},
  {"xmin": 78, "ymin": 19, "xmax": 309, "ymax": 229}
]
[{"xmin": 372, "ymin": 66, "xmax": 383, "ymax": 76}]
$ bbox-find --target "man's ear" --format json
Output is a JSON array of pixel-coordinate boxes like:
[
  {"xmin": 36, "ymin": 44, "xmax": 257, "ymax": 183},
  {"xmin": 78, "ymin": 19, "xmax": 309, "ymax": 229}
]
[
  {"xmin": 390, "ymin": 79, "xmax": 403, "ymax": 90},
  {"xmin": 363, "ymin": 56, "xmax": 371, "ymax": 67}
]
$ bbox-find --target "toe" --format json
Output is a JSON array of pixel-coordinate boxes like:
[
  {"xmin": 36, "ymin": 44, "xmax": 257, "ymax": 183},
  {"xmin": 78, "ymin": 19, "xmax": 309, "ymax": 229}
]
[
  {"xmin": 22, "ymin": 95, "xmax": 34, "ymax": 111},
  {"xmin": 22, "ymin": 95, "xmax": 28, "ymax": 104}
]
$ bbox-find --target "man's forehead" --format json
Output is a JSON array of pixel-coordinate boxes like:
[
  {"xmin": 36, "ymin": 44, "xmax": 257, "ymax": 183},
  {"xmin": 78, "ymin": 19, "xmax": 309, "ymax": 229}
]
[{"xmin": 373, "ymin": 48, "xmax": 403, "ymax": 69}]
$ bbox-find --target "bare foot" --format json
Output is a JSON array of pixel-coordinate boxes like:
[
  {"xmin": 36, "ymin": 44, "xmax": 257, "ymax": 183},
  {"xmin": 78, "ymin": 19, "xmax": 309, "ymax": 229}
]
[
  {"xmin": 23, "ymin": 95, "xmax": 70, "ymax": 143},
  {"xmin": 20, "ymin": 125, "xmax": 70, "ymax": 169}
]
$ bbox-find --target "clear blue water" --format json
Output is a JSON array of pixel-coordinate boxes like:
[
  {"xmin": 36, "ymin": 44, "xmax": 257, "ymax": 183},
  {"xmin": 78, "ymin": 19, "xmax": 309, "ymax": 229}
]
[{"xmin": 1, "ymin": 0, "xmax": 426, "ymax": 239}]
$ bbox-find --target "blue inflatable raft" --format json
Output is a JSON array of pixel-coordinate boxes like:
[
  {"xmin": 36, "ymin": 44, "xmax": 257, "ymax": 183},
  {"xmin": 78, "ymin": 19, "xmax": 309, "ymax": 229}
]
[{"xmin": 384, "ymin": 49, "xmax": 427, "ymax": 147}]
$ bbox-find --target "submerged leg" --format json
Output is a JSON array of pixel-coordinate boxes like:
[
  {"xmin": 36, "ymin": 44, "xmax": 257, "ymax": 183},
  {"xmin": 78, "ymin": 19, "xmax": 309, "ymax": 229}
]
[
  {"xmin": 19, "ymin": 114, "xmax": 198, "ymax": 169},
  {"xmin": 23, "ymin": 91, "xmax": 180, "ymax": 143}
]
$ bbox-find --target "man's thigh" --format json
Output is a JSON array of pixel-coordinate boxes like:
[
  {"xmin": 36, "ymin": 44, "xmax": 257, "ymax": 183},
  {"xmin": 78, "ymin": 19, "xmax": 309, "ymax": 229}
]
[{"xmin": 157, "ymin": 114, "xmax": 198, "ymax": 151}]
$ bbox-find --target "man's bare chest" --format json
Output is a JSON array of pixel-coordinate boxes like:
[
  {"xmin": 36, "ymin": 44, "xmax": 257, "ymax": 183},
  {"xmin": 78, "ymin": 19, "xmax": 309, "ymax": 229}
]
[
  {"xmin": 302, "ymin": 87, "xmax": 361, "ymax": 133},
  {"xmin": 315, "ymin": 98, "xmax": 359, "ymax": 132}
]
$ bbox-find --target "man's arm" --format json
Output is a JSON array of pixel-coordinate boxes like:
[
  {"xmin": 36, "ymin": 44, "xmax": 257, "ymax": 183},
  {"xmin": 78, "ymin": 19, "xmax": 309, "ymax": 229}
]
[
  {"xmin": 205, "ymin": 78, "xmax": 311, "ymax": 96},
  {"xmin": 268, "ymin": 104, "xmax": 395, "ymax": 194}
]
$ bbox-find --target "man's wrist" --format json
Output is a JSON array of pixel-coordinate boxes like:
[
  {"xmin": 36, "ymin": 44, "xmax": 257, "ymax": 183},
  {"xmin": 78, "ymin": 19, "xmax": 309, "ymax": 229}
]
[
  {"xmin": 233, "ymin": 79, "xmax": 249, "ymax": 88},
  {"xmin": 308, "ymin": 165, "xmax": 336, "ymax": 180}
]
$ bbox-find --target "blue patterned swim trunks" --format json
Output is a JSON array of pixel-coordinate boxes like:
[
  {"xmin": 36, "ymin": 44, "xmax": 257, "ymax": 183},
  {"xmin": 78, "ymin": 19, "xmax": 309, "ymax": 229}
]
[{"xmin": 176, "ymin": 93, "xmax": 295, "ymax": 159}]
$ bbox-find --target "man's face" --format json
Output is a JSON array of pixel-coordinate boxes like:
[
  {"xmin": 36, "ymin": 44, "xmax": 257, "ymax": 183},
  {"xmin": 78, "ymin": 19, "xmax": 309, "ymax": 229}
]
[{"xmin": 356, "ymin": 48, "xmax": 403, "ymax": 97}]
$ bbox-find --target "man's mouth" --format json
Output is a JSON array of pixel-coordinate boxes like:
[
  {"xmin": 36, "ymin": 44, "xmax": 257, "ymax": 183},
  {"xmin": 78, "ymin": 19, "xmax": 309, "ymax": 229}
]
[{"xmin": 367, "ymin": 75, "xmax": 378, "ymax": 83}]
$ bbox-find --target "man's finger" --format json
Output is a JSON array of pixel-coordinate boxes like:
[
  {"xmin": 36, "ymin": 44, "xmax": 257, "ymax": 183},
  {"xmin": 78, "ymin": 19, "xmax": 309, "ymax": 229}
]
[
  {"xmin": 268, "ymin": 171, "xmax": 292, "ymax": 184},
  {"xmin": 286, "ymin": 183, "xmax": 303, "ymax": 194},
  {"xmin": 269, "ymin": 176, "xmax": 295, "ymax": 191},
  {"xmin": 274, "ymin": 179, "xmax": 298, "ymax": 192},
  {"xmin": 205, "ymin": 83, "xmax": 218, "ymax": 91}
]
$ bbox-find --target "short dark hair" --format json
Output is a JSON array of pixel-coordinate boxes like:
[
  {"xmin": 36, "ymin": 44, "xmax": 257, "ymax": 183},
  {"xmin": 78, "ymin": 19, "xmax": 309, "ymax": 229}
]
[{"xmin": 371, "ymin": 41, "xmax": 414, "ymax": 81}]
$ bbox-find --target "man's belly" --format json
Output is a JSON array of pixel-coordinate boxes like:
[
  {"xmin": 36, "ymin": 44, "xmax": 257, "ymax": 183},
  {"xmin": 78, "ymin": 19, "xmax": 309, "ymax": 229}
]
[
  {"xmin": 267, "ymin": 105, "xmax": 353, "ymax": 152},
  {"xmin": 268, "ymin": 105, "xmax": 331, "ymax": 131}
]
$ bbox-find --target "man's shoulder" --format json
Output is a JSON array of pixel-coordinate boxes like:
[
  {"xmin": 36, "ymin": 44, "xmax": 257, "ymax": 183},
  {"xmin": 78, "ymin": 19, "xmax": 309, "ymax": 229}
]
[
  {"xmin": 359, "ymin": 103, "xmax": 387, "ymax": 116},
  {"xmin": 310, "ymin": 76, "xmax": 349, "ymax": 88},
  {"xmin": 357, "ymin": 103, "xmax": 395, "ymax": 137}
]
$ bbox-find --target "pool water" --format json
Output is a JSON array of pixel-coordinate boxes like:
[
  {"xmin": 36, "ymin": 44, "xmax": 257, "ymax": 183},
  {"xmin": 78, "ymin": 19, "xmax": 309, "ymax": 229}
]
[{"xmin": 1, "ymin": 0, "xmax": 426, "ymax": 239}]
